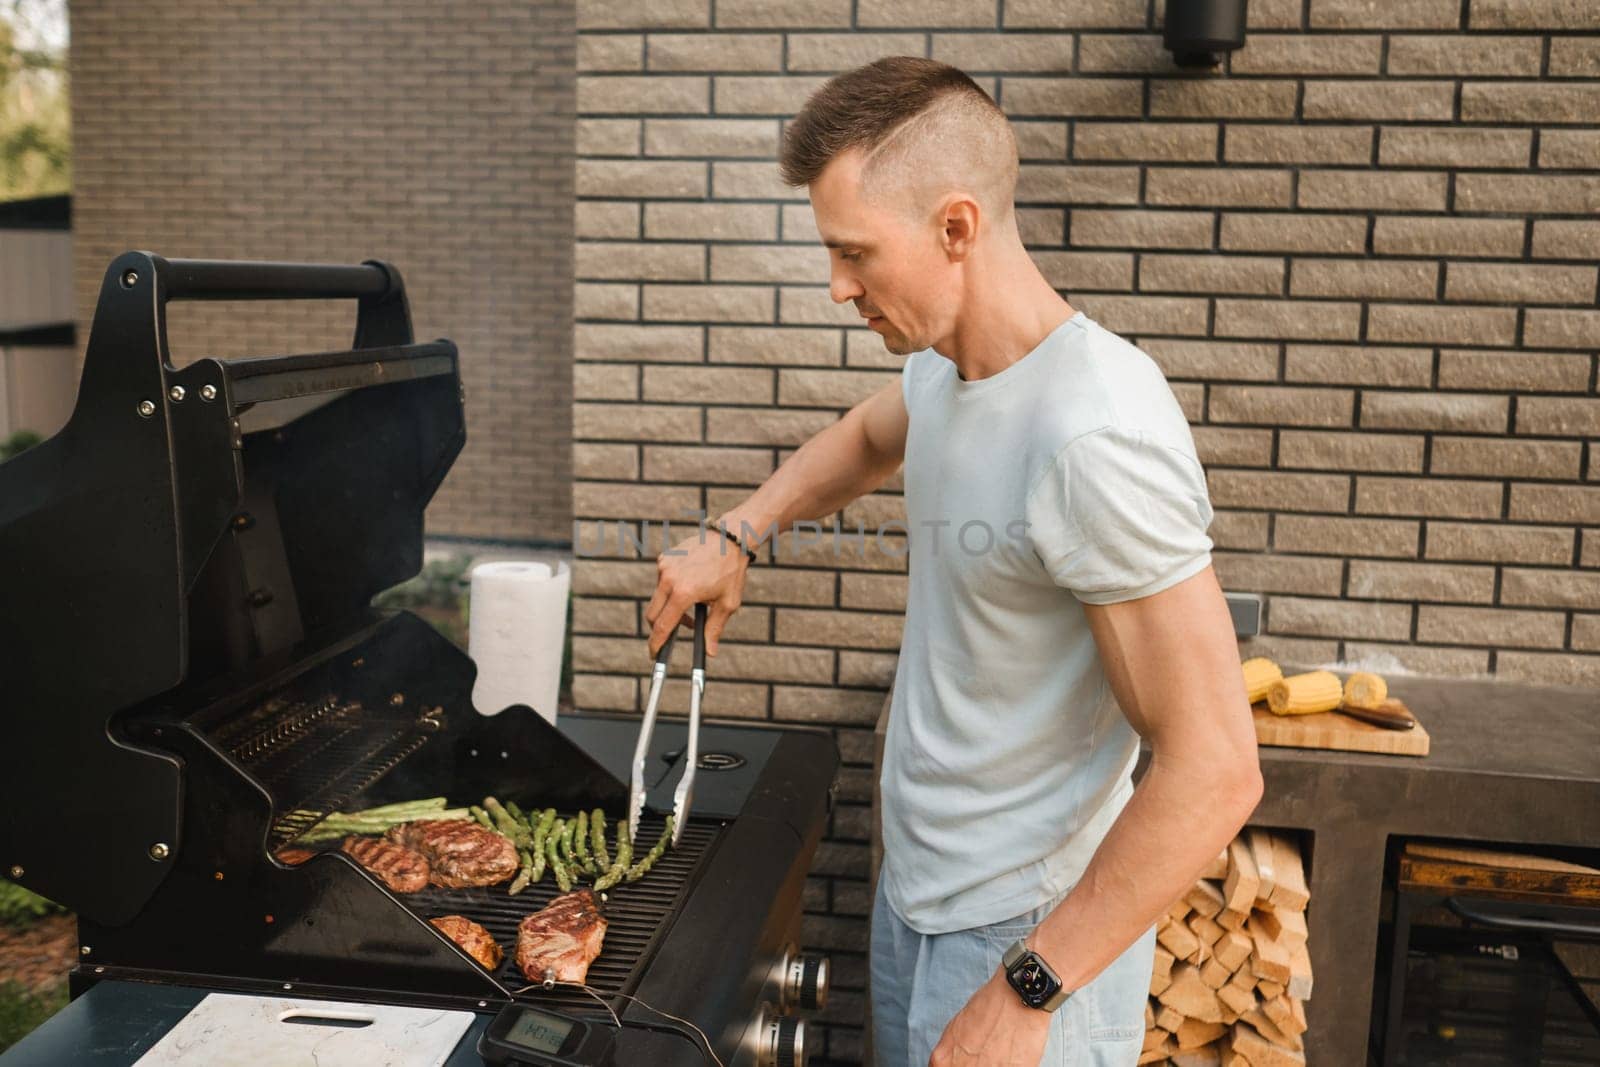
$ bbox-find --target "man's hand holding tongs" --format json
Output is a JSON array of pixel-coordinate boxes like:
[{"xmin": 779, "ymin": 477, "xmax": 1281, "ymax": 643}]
[{"xmin": 645, "ymin": 515, "xmax": 757, "ymax": 658}]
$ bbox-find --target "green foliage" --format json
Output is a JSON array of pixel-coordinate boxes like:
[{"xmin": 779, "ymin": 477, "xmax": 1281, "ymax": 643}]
[
  {"xmin": 0, "ymin": 980, "xmax": 66, "ymax": 1053},
  {"xmin": 0, "ymin": 882, "xmax": 61, "ymax": 925},
  {"xmin": 0, "ymin": 2, "xmax": 71, "ymax": 200},
  {"xmin": 0, "ymin": 429, "xmax": 41, "ymax": 460}
]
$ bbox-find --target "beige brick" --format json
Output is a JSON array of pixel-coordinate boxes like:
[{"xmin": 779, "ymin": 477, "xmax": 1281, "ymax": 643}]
[
  {"xmin": 1349, "ymin": 561, "xmax": 1496, "ymax": 603},
  {"xmin": 772, "ymin": 526, "xmax": 909, "ymax": 571},
  {"xmin": 1446, "ymin": 262, "xmax": 1597, "ymax": 305},
  {"xmin": 773, "ymin": 685, "xmax": 890, "ymax": 724},
  {"xmin": 666, "ymin": 640, "xmax": 832, "ymax": 683},
  {"xmin": 1192, "ymin": 426, "xmax": 1274, "ymax": 467},
  {"xmin": 1374, "ymin": 217, "xmax": 1524, "ymax": 259},
  {"xmin": 571, "ymin": 560, "xmax": 656, "ymax": 597},
  {"xmin": 645, "ymin": 202, "xmax": 776, "ymax": 241},
  {"xmin": 1269, "ymin": 596, "xmax": 1413, "ymax": 640},
  {"xmin": 715, "ymin": 0, "xmax": 852, "ymax": 27},
  {"xmin": 1586, "ymin": 530, "xmax": 1600, "ymax": 568},
  {"xmin": 575, "ymin": 241, "xmax": 705, "ymax": 282},
  {"xmin": 1142, "ymin": 339, "xmax": 1279, "ymax": 381},
  {"xmin": 1141, "ymin": 254, "xmax": 1284, "ymax": 295},
  {"xmin": 643, "ymin": 364, "xmax": 772, "ymax": 404},
  {"xmin": 743, "ymin": 565, "xmax": 842, "ymax": 608},
  {"xmin": 1540, "ymin": 130, "xmax": 1600, "ymax": 171},
  {"xmin": 1071, "ymin": 294, "xmax": 1208, "ymax": 335},
  {"xmin": 644, "ymin": 117, "xmax": 778, "ymax": 157},
  {"xmin": 1214, "ymin": 552, "xmax": 1345, "ymax": 595},
  {"xmin": 1149, "ymin": 79, "xmax": 1299, "ymax": 119},
  {"xmin": 1362, "ymin": 392, "xmax": 1508, "ymax": 433},
  {"xmin": 712, "ymin": 161, "xmax": 805, "ymax": 199},
  {"xmin": 1291, "ymin": 259, "xmax": 1438, "ymax": 301},
  {"xmin": 1536, "ymin": 220, "xmax": 1600, "ymax": 261},
  {"xmin": 1221, "ymin": 213, "xmax": 1367, "ymax": 254},
  {"xmin": 1280, "ymin": 430, "xmax": 1425, "ymax": 472},
  {"xmin": 1470, "ymin": 0, "xmax": 1600, "ymax": 28},
  {"xmin": 1074, "ymin": 122, "xmax": 1219, "ymax": 163},
  {"xmin": 714, "ymin": 75, "xmax": 829, "ymax": 114},
  {"xmin": 1438, "ymin": 350, "xmax": 1593, "ymax": 393},
  {"xmin": 1577, "ymin": 616, "xmax": 1600, "ymax": 652},
  {"xmin": 1501, "ymin": 568, "xmax": 1600, "ymax": 610},
  {"xmin": 1525, "ymin": 309, "xmax": 1600, "ymax": 351},
  {"xmin": 1516, "ymin": 397, "xmax": 1600, "ymax": 438},
  {"xmin": 1224, "ymin": 124, "xmax": 1374, "ymax": 165},
  {"xmin": 839, "ymin": 650, "xmax": 899, "ymax": 687},
  {"xmin": 581, "ymin": 35, "xmax": 644, "ymax": 71},
  {"xmin": 578, "ymin": 118, "xmax": 642, "ymax": 155},
  {"xmin": 1033, "ymin": 251, "xmax": 1136, "ymax": 290},
  {"xmin": 1285, "ymin": 344, "xmax": 1432, "ymax": 388},
  {"xmin": 572, "ymin": 673, "xmax": 638, "ymax": 711},
  {"xmin": 573, "ymin": 595, "xmax": 641, "ymax": 636},
  {"xmin": 1342, "ymin": 643, "xmax": 1492, "ymax": 678},
  {"xmin": 1212, "ymin": 510, "xmax": 1272, "ymax": 550},
  {"xmin": 1230, "ymin": 34, "xmax": 1383, "ymax": 74},
  {"xmin": 1004, "ymin": 0, "xmax": 1147, "ymax": 27},
  {"xmin": 1014, "ymin": 122, "xmax": 1070, "ymax": 160},
  {"xmin": 574, "ymin": 481, "xmax": 701, "ymax": 521},
  {"xmin": 1426, "ymin": 522, "xmax": 1574, "ymax": 566},
  {"xmin": 577, "ymin": 402, "xmax": 703, "ymax": 443},
  {"xmin": 1387, "ymin": 34, "xmax": 1544, "ymax": 75},
  {"xmin": 577, "ymin": 201, "xmax": 641, "ymax": 239},
  {"xmin": 1461, "ymin": 82, "xmax": 1600, "ymax": 124},
  {"xmin": 708, "ymin": 406, "xmax": 837, "ymax": 445},
  {"xmin": 1298, "ymin": 170, "xmax": 1448, "ymax": 212},
  {"xmin": 779, "ymin": 204, "xmax": 822, "ymax": 243},
  {"xmin": 779, "ymin": 286, "xmax": 861, "ymax": 326},
  {"xmin": 579, "ymin": 75, "xmax": 709, "ymax": 114},
  {"xmin": 776, "ymin": 608, "xmax": 904, "ymax": 649},
  {"xmin": 1072, "ymin": 209, "xmax": 1215, "ymax": 249},
  {"xmin": 647, "ymin": 33, "xmax": 782, "ymax": 70},
  {"xmin": 1075, "ymin": 35, "xmax": 1181, "ymax": 73},
  {"xmin": 778, "ymin": 368, "xmax": 897, "ymax": 408},
  {"xmin": 846, "ymin": 330, "xmax": 909, "ymax": 368},
  {"xmin": 1456, "ymin": 174, "xmax": 1600, "ymax": 214},
  {"xmin": 1303, "ymin": 80, "xmax": 1455, "ymax": 121},
  {"xmin": 575, "ymin": 363, "xmax": 640, "ymax": 402},
  {"xmin": 1495, "ymin": 652, "xmax": 1600, "ymax": 688},
  {"xmin": 1275, "ymin": 515, "xmax": 1419, "ymax": 557},
  {"xmin": 1015, "ymin": 164, "xmax": 1142, "ymax": 204},
  {"xmin": 1245, "ymin": 0, "xmax": 1306, "ymax": 28},
  {"xmin": 712, "ymin": 244, "xmax": 828, "ymax": 284},
  {"xmin": 1235, "ymin": 634, "xmax": 1341, "ymax": 667},
  {"xmin": 839, "ymin": 573, "xmax": 909, "ymax": 611},
  {"xmin": 1209, "ymin": 384, "xmax": 1355, "ymax": 427},
  {"xmin": 1378, "ymin": 127, "xmax": 1533, "ymax": 168},
  {"xmin": 858, "ymin": 0, "xmax": 997, "ymax": 27},
  {"xmin": 576, "ymin": 282, "xmax": 639, "ymax": 320},
  {"xmin": 1215, "ymin": 299, "xmax": 1362, "ymax": 341},
  {"xmin": 643, "ymin": 444, "xmax": 773, "ymax": 484},
  {"xmin": 1549, "ymin": 36, "xmax": 1600, "ymax": 76},
  {"xmin": 709, "ymin": 326, "xmax": 840, "ymax": 367},
  {"xmin": 579, "ymin": 0, "xmax": 709, "ymax": 29},
  {"xmin": 1311, "ymin": 0, "xmax": 1459, "ymax": 27},
  {"xmin": 1510, "ymin": 485, "xmax": 1600, "ymax": 524},
  {"xmin": 931, "ymin": 33, "xmax": 1074, "ymax": 70},
  {"xmin": 576, "ymin": 323, "xmax": 703, "ymax": 362},
  {"xmin": 578, "ymin": 159, "xmax": 706, "ymax": 199},
  {"xmin": 642, "ymin": 284, "xmax": 773, "ymax": 323},
  {"xmin": 1146, "ymin": 167, "xmax": 1293, "ymax": 208},
  {"xmin": 1173, "ymin": 382, "xmax": 1206, "ymax": 420},
  {"xmin": 1433, "ymin": 436, "xmax": 1583, "ymax": 479},
  {"xmin": 1356, "ymin": 476, "xmax": 1504, "ymax": 518},
  {"xmin": 575, "ymin": 442, "xmax": 641, "ymax": 480},
  {"xmin": 784, "ymin": 33, "xmax": 924, "ymax": 72},
  {"xmin": 1367, "ymin": 305, "xmax": 1518, "ymax": 347},
  {"xmin": 1004, "ymin": 79, "xmax": 1145, "ymax": 118},
  {"xmin": 1419, "ymin": 605, "xmax": 1567, "ymax": 648}
]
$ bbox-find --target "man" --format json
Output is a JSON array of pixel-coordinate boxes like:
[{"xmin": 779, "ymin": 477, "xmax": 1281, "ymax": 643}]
[{"xmin": 645, "ymin": 57, "xmax": 1263, "ymax": 1067}]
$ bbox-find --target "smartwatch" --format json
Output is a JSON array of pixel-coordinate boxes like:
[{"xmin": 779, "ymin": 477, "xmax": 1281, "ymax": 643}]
[{"xmin": 1002, "ymin": 938, "xmax": 1071, "ymax": 1012}]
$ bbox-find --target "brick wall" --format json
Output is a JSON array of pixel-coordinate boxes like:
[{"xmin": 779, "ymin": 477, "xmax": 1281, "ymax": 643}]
[
  {"xmin": 69, "ymin": 0, "xmax": 575, "ymax": 541},
  {"xmin": 573, "ymin": 1, "xmax": 1598, "ymax": 1061}
]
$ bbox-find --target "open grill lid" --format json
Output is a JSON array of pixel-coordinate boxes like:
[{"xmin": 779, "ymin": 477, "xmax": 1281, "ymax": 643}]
[{"xmin": 0, "ymin": 252, "xmax": 465, "ymax": 924}]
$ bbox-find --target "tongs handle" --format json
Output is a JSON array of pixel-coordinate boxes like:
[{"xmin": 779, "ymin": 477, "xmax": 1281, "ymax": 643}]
[{"xmin": 673, "ymin": 604, "xmax": 709, "ymax": 845}]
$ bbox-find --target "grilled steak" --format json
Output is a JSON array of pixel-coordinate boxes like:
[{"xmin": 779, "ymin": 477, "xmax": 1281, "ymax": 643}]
[
  {"xmin": 431, "ymin": 914, "xmax": 503, "ymax": 971},
  {"xmin": 340, "ymin": 835, "xmax": 430, "ymax": 894},
  {"xmin": 388, "ymin": 818, "xmax": 519, "ymax": 889},
  {"xmin": 274, "ymin": 846, "xmax": 317, "ymax": 866},
  {"xmin": 516, "ymin": 888, "xmax": 607, "ymax": 985}
]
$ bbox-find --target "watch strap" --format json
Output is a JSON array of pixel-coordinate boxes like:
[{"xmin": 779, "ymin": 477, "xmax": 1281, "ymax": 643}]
[{"xmin": 1003, "ymin": 939, "xmax": 1072, "ymax": 1013}]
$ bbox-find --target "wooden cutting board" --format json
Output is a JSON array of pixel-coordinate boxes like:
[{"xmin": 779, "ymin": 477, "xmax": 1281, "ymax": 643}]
[{"xmin": 1252, "ymin": 697, "xmax": 1430, "ymax": 757}]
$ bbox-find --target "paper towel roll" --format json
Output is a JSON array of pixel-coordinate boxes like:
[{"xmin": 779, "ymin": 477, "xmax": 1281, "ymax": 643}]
[{"xmin": 468, "ymin": 559, "xmax": 571, "ymax": 722}]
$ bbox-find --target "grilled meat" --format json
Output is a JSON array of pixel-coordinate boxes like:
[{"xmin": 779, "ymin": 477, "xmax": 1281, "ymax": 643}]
[
  {"xmin": 388, "ymin": 818, "xmax": 519, "ymax": 889},
  {"xmin": 340, "ymin": 835, "xmax": 430, "ymax": 894},
  {"xmin": 430, "ymin": 914, "xmax": 503, "ymax": 971},
  {"xmin": 274, "ymin": 846, "xmax": 317, "ymax": 866},
  {"xmin": 516, "ymin": 888, "xmax": 607, "ymax": 984}
]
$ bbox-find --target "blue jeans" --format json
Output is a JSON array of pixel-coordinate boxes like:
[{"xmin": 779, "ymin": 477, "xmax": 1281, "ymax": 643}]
[{"xmin": 870, "ymin": 876, "xmax": 1156, "ymax": 1067}]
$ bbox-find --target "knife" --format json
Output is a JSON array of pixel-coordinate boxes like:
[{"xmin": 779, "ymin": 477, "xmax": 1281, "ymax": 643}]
[{"xmin": 1337, "ymin": 700, "xmax": 1416, "ymax": 730}]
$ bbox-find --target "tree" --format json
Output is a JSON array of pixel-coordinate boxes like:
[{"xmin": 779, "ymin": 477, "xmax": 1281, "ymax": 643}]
[{"xmin": 0, "ymin": 0, "xmax": 69, "ymax": 200}]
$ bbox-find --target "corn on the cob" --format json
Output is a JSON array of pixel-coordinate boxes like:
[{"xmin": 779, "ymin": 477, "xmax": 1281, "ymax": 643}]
[
  {"xmin": 1267, "ymin": 670, "xmax": 1343, "ymax": 716},
  {"xmin": 1343, "ymin": 671, "xmax": 1388, "ymax": 710},
  {"xmin": 1242, "ymin": 657, "xmax": 1283, "ymax": 704}
]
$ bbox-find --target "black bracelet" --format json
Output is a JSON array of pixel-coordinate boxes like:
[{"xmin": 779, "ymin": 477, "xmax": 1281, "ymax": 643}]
[{"xmin": 717, "ymin": 524, "xmax": 759, "ymax": 564}]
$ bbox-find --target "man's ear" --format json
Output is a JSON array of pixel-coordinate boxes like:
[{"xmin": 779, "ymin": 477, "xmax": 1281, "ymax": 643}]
[{"xmin": 939, "ymin": 195, "xmax": 981, "ymax": 261}]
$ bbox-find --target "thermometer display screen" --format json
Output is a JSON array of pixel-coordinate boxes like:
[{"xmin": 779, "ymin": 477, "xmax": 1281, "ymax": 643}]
[{"xmin": 505, "ymin": 1009, "xmax": 575, "ymax": 1053}]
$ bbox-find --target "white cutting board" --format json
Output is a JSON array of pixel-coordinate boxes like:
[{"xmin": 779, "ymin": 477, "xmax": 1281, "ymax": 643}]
[{"xmin": 133, "ymin": 992, "xmax": 475, "ymax": 1067}]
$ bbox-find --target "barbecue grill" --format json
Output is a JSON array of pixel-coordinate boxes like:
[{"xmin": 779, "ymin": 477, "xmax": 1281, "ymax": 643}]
[{"xmin": 0, "ymin": 252, "xmax": 837, "ymax": 1066}]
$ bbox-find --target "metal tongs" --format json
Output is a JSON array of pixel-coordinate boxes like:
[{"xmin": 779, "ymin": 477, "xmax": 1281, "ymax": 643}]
[{"xmin": 628, "ymin": 602, "xmax": 706, "ymax": 847}]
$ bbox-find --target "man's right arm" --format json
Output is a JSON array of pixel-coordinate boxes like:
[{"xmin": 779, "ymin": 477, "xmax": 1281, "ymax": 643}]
[{"xmin": 645, "ymin": 378, "xmax": 909, "ymax": 655}]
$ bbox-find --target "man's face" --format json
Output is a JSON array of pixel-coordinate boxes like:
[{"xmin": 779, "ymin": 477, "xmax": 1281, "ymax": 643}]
[{"xmin": 808, "ymin": 150, "xmax": 958, "ymax": 356}]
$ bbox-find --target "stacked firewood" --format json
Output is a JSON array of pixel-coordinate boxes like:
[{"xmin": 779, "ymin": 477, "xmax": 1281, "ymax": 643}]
[{"xmin": 1140, "ymin": 828, "xmax": 1313, "ymax": 1066}]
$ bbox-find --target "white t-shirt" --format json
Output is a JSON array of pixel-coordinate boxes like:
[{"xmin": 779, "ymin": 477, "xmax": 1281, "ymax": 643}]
[{"xmin": 879, "ymin": 310, "xmax": 1215, "ymax": 935}]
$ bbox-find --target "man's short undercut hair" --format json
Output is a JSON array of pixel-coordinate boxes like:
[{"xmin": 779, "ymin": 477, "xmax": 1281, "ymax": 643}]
[{"xmin": 779, "ymin": 56, "xmax": 1019, "ymax": 223}]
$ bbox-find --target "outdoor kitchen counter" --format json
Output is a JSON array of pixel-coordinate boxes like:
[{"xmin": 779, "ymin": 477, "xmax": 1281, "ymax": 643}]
[{"xmin": 1134, "ymin": 671, "xmax": 1600, "ymax": 1066}]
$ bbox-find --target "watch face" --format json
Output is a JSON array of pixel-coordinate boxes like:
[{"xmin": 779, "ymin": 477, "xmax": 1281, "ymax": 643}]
[{"xmin": 1009, "ymin": 953, "xmax": 1061, "ymax": 1008}]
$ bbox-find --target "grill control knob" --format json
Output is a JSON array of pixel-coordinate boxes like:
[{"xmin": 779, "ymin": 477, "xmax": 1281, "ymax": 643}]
[
  {"xmin": 784, "ymin": 953, "xmax": 829, "ymax": 1012},
  {"xmin": 759, "ymin": 1013, "xmax": 807, "ymax": 1067}
]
